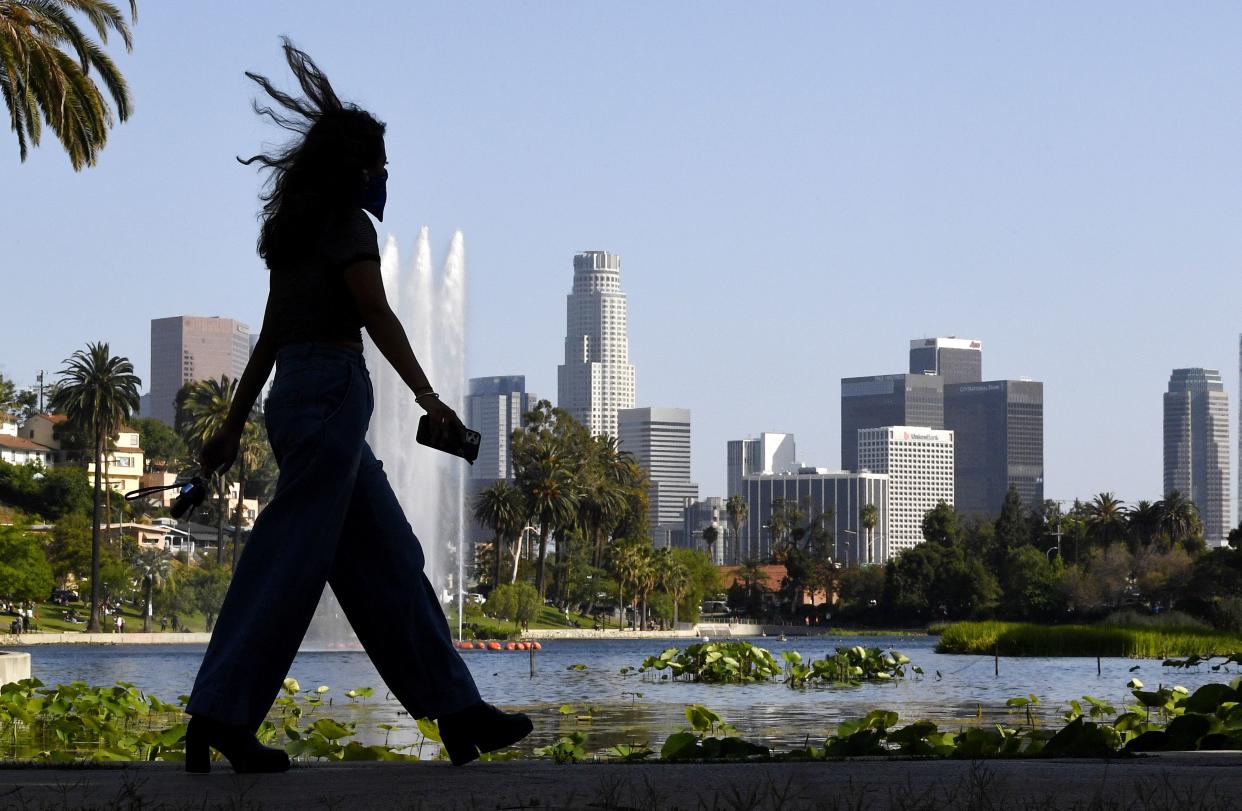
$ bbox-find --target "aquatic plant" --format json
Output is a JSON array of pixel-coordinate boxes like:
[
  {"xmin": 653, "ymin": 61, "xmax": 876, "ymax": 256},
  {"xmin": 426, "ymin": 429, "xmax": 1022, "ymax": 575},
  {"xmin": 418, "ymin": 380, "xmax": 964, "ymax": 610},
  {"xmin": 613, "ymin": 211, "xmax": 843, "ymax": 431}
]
[
  {"xmin": 639, "ymin": 641, "xmax": 782, "ymax": 683},
  {"xmin": 935, "ymin": 620, "xmax": 1242, "ymax": 658},
  {"xmin": 783, "ymin": 646, "xmax": 923, "ymax": 688}
]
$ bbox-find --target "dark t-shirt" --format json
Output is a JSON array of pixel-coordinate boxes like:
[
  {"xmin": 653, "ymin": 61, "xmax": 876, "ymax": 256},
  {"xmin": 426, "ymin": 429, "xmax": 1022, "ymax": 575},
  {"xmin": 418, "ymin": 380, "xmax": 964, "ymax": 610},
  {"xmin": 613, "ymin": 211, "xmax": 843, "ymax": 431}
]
[{"xmin": 266, "ymin": 209, "xmax": 380, "ymax": 346}]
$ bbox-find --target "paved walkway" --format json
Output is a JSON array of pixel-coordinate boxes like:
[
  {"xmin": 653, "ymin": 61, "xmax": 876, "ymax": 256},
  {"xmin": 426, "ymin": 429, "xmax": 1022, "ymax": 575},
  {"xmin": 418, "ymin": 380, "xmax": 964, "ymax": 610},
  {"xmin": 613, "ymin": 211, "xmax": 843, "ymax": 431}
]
[{"xmin": 1, "ymin": 754, "xmax": 1239, "ymax": 810}]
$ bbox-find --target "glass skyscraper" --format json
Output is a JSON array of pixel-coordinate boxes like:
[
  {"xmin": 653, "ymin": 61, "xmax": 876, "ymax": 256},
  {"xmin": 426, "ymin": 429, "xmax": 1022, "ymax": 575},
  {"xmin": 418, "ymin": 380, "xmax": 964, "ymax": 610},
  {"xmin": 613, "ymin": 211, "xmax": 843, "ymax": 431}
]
[{"xmin": 1164, "ymin": 368, "xmax": 1231, "ymax": 547}]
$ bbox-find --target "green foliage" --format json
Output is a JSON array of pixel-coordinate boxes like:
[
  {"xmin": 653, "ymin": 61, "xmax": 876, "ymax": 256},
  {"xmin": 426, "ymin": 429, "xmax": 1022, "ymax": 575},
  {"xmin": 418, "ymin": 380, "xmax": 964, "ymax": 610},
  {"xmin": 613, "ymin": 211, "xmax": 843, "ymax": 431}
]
[
  {"xmin": 936, "ymin": 620, "xmax": 1242, "ymax": 657},
  {"xmin": 128, "ymin": 418, "xmax": 188, "ymax": 472},
  {"xmin": 0, "ymin": 524, "xmax": 53, "ymax": 602},
  {"xmin": 535, "ymin": 731, "xmax": 587, "ymax": 763},
  {"xmin": 484, "ymin": 581, "xmax": 541, "ymax": 630},
  {"xmin": 784, "ymin": 646, "xmax": 922, "ymax": 688},
  {"xmin": 0, "ymin": 460, "xmax": 92, "ymax": 520},
  {"xmin": 639, "ymin": 641, "xmax": 783, "ymax": 683}
]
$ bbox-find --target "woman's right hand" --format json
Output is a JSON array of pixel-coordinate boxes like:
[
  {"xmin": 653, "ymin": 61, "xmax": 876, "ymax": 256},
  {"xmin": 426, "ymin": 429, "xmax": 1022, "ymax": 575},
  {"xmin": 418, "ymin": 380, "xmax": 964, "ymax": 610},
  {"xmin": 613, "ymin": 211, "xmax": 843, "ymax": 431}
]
[
  {"xmin": 418, "ymin": 395, "xmax": 466, "ymax": 437},
  {"xmin": 199, "ymin": 427, "xmax": 240, "ymax": 477}
]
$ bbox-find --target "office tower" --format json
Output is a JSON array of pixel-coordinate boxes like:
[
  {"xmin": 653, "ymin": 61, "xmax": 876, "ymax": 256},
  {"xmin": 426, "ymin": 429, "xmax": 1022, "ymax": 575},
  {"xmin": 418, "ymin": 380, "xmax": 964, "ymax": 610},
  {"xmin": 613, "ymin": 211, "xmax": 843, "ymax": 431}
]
[
  {"xmin": 726, "ymin": 432, "xmax": 796, "ymax": 497},
  {"xmin": 944, "ymin": 380, "xmax": 1044, "ymax": 515},
  {"xmin": 841, "ymin": 374, "xmax": 944, "ymax": 471},
  {"xmin": 909, "ymin": 337, "xmax": 983, "ymax": 384},
  {"xmin": 739, "ymin": 471, "xmax": 889, "ymax": 564},
  {"xmin": 1164, "ymin": 368, "xmax": 1231, "ymax": 547},
  {"xmin": 465, "ymin": 376, "xmax": 538, "ymax": 481},
  {"xmin": 682, "ymin": 497, "xmax": 727, "ymax": 564},
  {"xmin": 618, "ymin": 407, "xmax": 699, "ymax": 548},
  {"xmin": 557, "ymin": 251, "xmax": 636, "ymax": 438},
  {"xmin": 857, "ymin": 426, "xmax": 954, "ymax": 557},
  {"xmin": 150, "ymin": 316, "xmax": 251, "ymax": 427}
]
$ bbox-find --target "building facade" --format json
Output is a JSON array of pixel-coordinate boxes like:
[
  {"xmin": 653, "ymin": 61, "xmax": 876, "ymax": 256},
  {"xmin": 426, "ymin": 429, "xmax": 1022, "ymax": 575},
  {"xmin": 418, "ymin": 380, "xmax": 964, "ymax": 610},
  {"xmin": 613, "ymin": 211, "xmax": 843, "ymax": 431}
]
[
  {"xmin": 944, "ymin": 379, "xmax": 1044, "ymax": 515},
  {"xmin": 618, "ymin": 407, "xmax": 698, "ymax": 548},
  {"xmin": 726, "ymin": 433, "xmax": 796, "ymax": 497},
  {"xmin": 556, "ymin": 251, "xmax": 635, "ymax": 439},
  {"xmin": 150, "ymin": 316, "xmax": 251, "ymax": 427},
  {"xmin": 857, "ymin": 426, "xmax": 954, "ymax": 557},
  {"xmin": 465, "ymin": 376, "xmax": 538, "ymax": 481},
  {"xmin": 909, "ymin": 337, "xmax": 983, "ymax": 384},
  {"xmin": 739, "ymin": 471, "xmax": 889, "ymax": 565},
  {"xmin": 682, "ymin": 496, "xmax": 727, "ymax": 564},
  {"xmin": 840, "ymin": 374, "xmax": 945, "ymax": 471},
  {"xmin": 1164, "ymin": 368, "xmax": 1231, "ymax": 547}
]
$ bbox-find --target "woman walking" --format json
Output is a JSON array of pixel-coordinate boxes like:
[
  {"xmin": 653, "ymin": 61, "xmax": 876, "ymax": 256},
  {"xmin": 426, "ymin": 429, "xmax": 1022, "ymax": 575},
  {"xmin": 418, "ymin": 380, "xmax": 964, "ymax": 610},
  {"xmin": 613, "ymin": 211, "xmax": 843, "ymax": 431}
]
[{"xmin": 184, "ymin": 39, "xmax": 531, "ymax": 773}]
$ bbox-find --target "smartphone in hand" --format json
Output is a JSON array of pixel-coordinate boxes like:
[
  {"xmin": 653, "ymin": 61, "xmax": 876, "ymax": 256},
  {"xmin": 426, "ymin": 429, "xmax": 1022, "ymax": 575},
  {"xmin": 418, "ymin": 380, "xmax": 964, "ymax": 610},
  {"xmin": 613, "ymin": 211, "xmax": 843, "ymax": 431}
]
[{"xmin": 416, "ymin": 415, "xmax": 481, "ymax": 464}]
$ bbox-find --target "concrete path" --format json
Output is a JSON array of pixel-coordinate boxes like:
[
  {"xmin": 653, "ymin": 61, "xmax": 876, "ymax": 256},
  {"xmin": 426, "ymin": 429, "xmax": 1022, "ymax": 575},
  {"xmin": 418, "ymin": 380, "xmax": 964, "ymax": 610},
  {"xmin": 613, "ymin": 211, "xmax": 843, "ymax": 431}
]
[{"xmin": 1, "ymin": 753, "xmax": 1239, "ymax": 810}]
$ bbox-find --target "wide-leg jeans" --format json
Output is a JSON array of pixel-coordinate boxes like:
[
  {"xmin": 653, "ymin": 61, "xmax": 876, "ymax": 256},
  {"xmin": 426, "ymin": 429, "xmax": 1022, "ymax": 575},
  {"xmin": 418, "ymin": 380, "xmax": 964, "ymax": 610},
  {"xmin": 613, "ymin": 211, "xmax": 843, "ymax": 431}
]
[{"xmin": 187, "ymin": 343, "xmax": 481, "ymax": 729}]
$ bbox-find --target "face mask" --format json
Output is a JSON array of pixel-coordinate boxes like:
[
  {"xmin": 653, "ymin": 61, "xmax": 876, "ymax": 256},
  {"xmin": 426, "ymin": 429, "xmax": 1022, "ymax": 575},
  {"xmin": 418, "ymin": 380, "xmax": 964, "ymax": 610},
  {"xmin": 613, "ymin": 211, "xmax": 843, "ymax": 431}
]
[{"xmin": 361, "ymin": 170, "xmax": 387, "ymax": 221}]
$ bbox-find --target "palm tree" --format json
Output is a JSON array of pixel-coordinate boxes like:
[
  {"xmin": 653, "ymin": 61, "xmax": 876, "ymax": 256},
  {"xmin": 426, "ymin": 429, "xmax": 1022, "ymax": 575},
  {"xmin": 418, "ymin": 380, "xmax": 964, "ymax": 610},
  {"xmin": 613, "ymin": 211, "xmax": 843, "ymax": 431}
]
[
  {"xmin": 860, "ymin": 503, "xmax": 878, "ymax": 564},
  {"xmin": 473, "ymin": 481, "xmax": 525, "ymax": 587},
  {"xmin": 48, "ymin": 342, "xmax": 140, "ymax": 632},
  {"xmin": 582, "ymin": 436, "xmax": 634, "ymax": 570},
  {"xmin": 659, "ymin": 550, "xmax": 690, "ymax": 627},
  {"xmin": 132, "ymin": 546, "xmax": 171, "ymax": 632},
  {"xmin": 518, "ymin": 436, "xmax": 579, "ymax": 599},
  {"xmin": 701, "ymin": 525, "xmax": 720, "ymax": 562},
  {"xmin": 1127, "ymin": 500, "xmax": 1162, "ymax": 550},
  {"xmin": 725, "ymin": 494, "xmax": 748, "ymax": 564},
  {"xmin": 1086, "ymin": 492, "xmax": 1127, "ymax": 547},
  {"xmin": 1156, "ymin": 491, "xmax": 1201, "ymax": 546},
  {"xmin": 1, "ymin": 0, "xmax": 137, "ymax": 169},
  {"xmin": 178, "ymin": 375, "xmax": 237, "ymax": 564},
  {"xmin": 230, "ymin": 418, "xmax": 265, "ymax": 569},
  {"xmin": 633, "ymin": 546, "xmax": 659, "ymax": 630},
  {"xmin": 611, "ymin": 542, "xmax": 644, "ymax": 630}
]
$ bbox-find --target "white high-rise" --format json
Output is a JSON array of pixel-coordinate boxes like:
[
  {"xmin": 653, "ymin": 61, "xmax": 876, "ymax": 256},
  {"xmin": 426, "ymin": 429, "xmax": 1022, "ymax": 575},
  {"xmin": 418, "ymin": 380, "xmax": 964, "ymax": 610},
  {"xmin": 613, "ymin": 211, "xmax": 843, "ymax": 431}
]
[
  {"xmin": 727, "ymin": 433, "xmax": 797, "ymax": 497},
  {"xmin": 1165, "ymin": 368, "xmax": 1230, "ymax": 547},
  {"xmin": 857, "ymin": 426, "xmax": 954, "ymax": 557},
  {"xmin": 557, "ymin": 251, "xmax": 635, "ymax": 438}
]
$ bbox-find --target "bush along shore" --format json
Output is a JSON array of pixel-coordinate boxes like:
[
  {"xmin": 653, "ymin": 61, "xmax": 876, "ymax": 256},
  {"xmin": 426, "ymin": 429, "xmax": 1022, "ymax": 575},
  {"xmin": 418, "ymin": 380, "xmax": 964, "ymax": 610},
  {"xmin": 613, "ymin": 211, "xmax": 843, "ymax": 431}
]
[
  {"xmin": 7, "ymin": 655, "xmax": 1242, "ymax": 762},
  {"xmin": 934, "ymin": 620, "xmax": 1242, "ymax": 658}
]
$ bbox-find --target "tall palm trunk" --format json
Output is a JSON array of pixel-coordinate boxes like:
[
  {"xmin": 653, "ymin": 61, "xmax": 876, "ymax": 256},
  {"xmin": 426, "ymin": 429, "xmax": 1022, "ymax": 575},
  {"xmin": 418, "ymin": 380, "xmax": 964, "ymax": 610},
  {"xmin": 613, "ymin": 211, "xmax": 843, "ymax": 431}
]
[
  {"xmin": 88, "ymin": 433, "xmax": 104, "ymax": 632},
  {"xmin": 215, "ymin": 478, "xmax": 226, "ymax": 565},
  {"xmin": 535, "ymin": 520, "xmax": 550, "ymax": 598},
  {"xmin": 143, "ymin": 578, "xmax": 153, "ymax": 633},
  {"xmin": 232, "ymin": 465, "xmax": 247, "ymax": 570},
  {"xmin": 494, "ymin": 532, "xmax": 504, "ymax": 590},
  {"xmin": 510, "ymin": 531, "xmax": 523, "ymax": 584}
]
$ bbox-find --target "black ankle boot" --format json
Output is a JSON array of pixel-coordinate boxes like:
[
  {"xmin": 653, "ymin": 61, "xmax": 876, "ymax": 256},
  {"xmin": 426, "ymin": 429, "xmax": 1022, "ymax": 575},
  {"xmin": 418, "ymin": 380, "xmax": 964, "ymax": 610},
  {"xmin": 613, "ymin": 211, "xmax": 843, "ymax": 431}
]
[
  {"xmin": 438, "ymin": 702, "xmax": 533, "ymax": 766},
  {"xmin": 185, "ymin": 715, "xmax": 291, "ymax": 774}
]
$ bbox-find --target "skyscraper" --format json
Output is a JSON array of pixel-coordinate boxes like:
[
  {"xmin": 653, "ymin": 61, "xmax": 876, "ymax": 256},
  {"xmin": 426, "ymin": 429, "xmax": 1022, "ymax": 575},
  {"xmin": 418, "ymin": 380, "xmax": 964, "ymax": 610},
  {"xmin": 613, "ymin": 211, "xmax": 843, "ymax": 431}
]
[
  {"xmin": 618, "ymin": 407, "xmax": 698, "ymax": 548},
  {"xmin": 741, "ymin": 471, "xmax": 889, "ymax": 564},
  {"xmin": 857, "ymin": 426, "xmax": 954, "ymax": 557},
  {"xmin": 1164, "ymin": 368, "xmax": 1231, "ymax": 547},
  {"xmin": 909, "ymin": 337, "xmax": 983, "ymax": 383},
  {"xmin": 945, "ymin": 379, "xmax": 1044, "ymax": 515},
  {"xmin": 841, "ymin": 374, "xmax": 944, "ymax": 471},
  {"xmin": 465, "ymin": 376, "xmax": 538, "ymax": 481},
  {"xmin": 150, "ymin": 316, "xmax": 251, "ymax": 427},
  {"xmin": 557, "ymin": 251, "xmax": 635, "ymax": 438},
  {"xmin": 726, "ymin": 432, "xmax": 796, "ymax": 497}
]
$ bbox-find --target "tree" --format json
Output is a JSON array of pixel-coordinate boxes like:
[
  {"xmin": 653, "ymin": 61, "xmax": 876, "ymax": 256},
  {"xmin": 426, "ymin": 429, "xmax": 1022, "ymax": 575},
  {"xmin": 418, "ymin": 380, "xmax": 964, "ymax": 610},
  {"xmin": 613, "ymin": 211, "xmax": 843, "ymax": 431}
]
[
  {"xmin": 1157, "ymin": 491, "xmax": 1202, "ymax": 549},
  {"xmin": 48, "ymin": 342, "xmax": 140, "ymax": 631},
  {"xmin": 725, "ymin": 494, "xmax": 748, "ymax": 563},
  {"xmin": 998, "ymin": 545, "xmax": 1063, "ymax": 620},
  {"xmin": 0, "ymin": 0, "xmax": 138, "ymax": 169},
  {"xmin": 231, "ymin": 418, "xmax": 265, "ymax": 569},
  {"xmin": 46, "ymin": 512, "xmax": 92, "ymax": 585},
  {"xmin": 473, "ymin": 481, "xmax": 526, "ymax": 588},
  {"xmin": 610, "ymin": 541, "xmax": 645, "ymax": 630},
  {"xmin": 0, "ymin": 373, "xmax": 37, "ymax": 420},
  {"xmin": 178, "ymin": 375, "xmax": 237, "ymax": 565},
  {"xmin": 0, "ymin": 524, "xmax": 53, "ymax": 603},
  {"xmin": 1127, "ymin": 500, "xmax": 1163, "ymax": 551},
  {"xmin": 921, "ymin": 501, "xmax": 961, "ymax": 548},
  {"xmin": 130, "ymin": 546, "xmax": 171, "ymax": 632},
  {"xmin": 701, "ymin": 525, "xmax": 719, "ymax": 561},
  {"xmin": 514, "ymin": 434, "xmax": 579, "ymax": 599},
  {"xmin": 190, "ymin": 562, "xmax": 229, "ymax": 632},
  {"xmin": 657, "ymin": 548, "xmax": 690, "ymax": 627},
  {"xmin": 860, "ymin": 504, "xmax": 878, "ymax": 563},
  {"xmin": 129, "ymin": 417, "xmax": 187, "ymax": 472},
  {"xmin": 1085, "ymin": 492, "xmax": 1127, "ymax": 549}
]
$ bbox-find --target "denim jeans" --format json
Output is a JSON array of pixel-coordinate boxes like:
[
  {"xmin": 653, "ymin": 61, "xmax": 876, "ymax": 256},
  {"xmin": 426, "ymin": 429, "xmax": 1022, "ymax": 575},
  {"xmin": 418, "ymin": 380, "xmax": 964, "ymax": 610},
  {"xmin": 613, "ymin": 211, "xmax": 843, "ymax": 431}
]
[{"xmin": 187, "ymin": 343, "xmax": 481, "ymax": 729}]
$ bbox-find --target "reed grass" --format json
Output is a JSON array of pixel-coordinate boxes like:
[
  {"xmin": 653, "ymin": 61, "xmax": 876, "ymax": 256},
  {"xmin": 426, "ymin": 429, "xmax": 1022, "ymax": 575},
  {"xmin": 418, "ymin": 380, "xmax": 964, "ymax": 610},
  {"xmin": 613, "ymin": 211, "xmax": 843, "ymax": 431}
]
[{"xmin": 935, "ymin": 620, "xmax": 1242, "ymax": 658}]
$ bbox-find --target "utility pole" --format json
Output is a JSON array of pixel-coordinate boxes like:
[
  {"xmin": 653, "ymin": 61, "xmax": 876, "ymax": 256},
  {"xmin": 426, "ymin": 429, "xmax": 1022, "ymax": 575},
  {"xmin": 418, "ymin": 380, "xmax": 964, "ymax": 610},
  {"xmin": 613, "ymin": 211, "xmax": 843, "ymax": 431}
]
[{"xmin": 37, "ymin": 370, "xmax": 45, "ymax": 412}]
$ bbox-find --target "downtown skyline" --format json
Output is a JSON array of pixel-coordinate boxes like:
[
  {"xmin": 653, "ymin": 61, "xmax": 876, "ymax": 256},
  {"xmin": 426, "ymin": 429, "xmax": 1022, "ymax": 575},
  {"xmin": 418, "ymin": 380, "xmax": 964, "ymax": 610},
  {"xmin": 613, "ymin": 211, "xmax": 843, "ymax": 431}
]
[{"xmin": 4, "ymin": 3, "xmax": 1242, "ymax": 507}]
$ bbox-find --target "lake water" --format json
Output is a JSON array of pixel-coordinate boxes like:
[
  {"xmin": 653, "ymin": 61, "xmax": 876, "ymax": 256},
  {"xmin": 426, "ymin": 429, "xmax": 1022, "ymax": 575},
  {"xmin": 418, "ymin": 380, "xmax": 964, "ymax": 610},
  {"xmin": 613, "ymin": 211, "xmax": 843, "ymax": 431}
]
[{"xmin": 23, "ymin": 635, "xmax": 1235, "ymax": 756}]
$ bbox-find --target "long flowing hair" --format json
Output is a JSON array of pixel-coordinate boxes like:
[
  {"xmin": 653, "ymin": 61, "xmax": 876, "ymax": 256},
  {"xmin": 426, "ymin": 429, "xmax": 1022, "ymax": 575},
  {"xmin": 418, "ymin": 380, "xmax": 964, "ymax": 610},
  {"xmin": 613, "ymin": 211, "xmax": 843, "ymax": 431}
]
[{"xmin": 239, "ymin": 38, "xmax": 386, "ymax": 267}]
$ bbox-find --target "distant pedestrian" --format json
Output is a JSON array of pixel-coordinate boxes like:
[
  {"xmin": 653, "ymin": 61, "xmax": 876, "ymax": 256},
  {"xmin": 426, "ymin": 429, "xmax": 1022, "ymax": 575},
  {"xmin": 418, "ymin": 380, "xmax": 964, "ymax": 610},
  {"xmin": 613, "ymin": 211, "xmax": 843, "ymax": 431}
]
[
  {"xmin": 114, "ymin": 614, "xmax": 123, "ymax": 633},
  {"xmin": 160, "ymin": 617, "xmax": 168, "ymax": 632}
]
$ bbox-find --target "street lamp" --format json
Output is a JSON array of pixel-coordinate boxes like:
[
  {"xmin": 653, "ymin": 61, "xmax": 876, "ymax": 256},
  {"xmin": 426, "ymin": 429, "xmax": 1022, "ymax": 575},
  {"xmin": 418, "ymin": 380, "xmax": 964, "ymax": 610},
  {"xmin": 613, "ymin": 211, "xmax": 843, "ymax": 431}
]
[{"xmin": 840, "ymin": 528, "xmax": 858, "ymax": 567}]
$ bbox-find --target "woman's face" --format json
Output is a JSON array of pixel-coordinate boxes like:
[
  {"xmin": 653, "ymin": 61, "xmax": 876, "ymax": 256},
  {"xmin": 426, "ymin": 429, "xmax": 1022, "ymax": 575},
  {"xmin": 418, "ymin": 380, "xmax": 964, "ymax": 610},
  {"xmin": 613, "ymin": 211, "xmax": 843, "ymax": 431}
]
[{"xmin": 365, "ymin": 142, "xmax": 388, "ymax": 180}]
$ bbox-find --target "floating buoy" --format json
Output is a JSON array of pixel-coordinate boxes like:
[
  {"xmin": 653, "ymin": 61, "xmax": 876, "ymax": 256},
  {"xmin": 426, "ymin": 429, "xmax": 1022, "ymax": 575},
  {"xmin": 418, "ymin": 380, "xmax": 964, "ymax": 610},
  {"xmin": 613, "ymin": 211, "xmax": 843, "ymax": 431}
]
[
  {"xmin": 487, "ymin": 641, "xmax": 502, "ymax": 651},
  {"xmin": 459, "ymin": 641, "xmax": 473, "ymax": 650},
  {"xmin": 505, "ymin": 642, "xmax": 517, "ymax": 650},
  {"xmin": 515, "ymin": 642, "xmax": 528, "ymax": 650},
  {"xmin": 531, "ymin": 642, "xmax": 542, "ymax": 651}
]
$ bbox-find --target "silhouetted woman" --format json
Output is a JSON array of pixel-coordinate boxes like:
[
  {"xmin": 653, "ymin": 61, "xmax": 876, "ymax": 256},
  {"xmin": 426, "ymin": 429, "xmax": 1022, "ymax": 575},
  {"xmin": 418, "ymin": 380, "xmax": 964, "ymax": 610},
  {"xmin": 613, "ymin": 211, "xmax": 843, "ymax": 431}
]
[{"xmin": 184, "ymin": 40, "xmax": 531, "ymax": 774}]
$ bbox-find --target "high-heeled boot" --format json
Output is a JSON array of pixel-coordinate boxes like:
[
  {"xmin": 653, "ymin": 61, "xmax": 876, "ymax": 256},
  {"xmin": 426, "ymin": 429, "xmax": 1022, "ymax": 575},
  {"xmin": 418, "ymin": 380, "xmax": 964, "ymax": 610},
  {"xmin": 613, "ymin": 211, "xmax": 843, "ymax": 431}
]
[
  {"xmin": 438, "ymin": 702, "xmax": 533, "ymax": 766},
  {"xmin": 185, "ymin": 715, "xmax": 291, "ymax": 774}
]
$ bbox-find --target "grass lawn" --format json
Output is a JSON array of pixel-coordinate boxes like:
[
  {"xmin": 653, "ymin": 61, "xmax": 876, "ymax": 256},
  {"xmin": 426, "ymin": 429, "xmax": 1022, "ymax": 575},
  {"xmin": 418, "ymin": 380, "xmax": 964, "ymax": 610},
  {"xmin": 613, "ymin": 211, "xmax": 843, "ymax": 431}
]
[
  {"xmin": 446, "ymin": 603, "xmax": 602, "ymax": 639},
  {"xmin": 16, "ymin": 600, "xmax": 212, "ymax": 635}
]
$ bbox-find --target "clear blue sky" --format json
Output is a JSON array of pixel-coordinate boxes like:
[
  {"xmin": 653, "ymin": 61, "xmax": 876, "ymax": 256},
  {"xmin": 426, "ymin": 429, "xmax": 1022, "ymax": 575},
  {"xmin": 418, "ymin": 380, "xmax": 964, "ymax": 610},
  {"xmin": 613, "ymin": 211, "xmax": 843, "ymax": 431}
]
[{"xmin": 5, "ymin": 2, "xmax": 1242, "ymax": 511}]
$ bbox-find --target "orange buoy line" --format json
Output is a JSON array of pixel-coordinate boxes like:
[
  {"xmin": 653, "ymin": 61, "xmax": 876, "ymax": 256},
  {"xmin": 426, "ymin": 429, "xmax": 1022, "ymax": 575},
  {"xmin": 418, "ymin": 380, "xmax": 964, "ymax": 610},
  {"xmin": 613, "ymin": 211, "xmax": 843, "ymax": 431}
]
[{"xmin": 453, "ymin": 640, "xmax": 543, "ymax": 650}]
